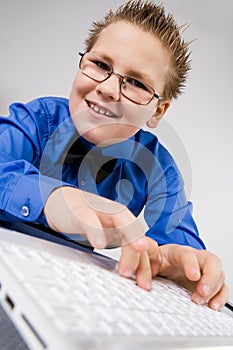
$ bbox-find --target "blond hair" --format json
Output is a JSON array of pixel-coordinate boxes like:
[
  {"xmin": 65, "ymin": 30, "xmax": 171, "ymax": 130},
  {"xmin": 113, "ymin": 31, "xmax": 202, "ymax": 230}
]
[{"xmin": 85, "ymin": 0, "xmax": 192, "ymax": 100}]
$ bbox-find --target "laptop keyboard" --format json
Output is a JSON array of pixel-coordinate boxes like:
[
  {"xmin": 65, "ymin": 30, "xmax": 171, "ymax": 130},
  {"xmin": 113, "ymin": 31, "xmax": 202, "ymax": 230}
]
[{"xmin": 1, "ymin": 240, "xmax": 233, "ymax": 338}]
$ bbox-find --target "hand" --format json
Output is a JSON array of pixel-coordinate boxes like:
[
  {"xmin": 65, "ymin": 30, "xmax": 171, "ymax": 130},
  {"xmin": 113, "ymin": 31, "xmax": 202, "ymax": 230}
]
[
  {"xmin": 156, "ymin": 243, "xmax": 229, "ymax": 310},
  {"xmin": 118, "ymin": 237, "xmax": 229, "ymax": 310},
  {"xmin": 44, "ymin": 186, "xmax": 146, "ymax": 248}
]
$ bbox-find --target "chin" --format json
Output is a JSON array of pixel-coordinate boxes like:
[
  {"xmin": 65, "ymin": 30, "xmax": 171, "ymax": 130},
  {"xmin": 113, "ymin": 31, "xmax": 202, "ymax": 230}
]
[
  {"xmin": 83, "ymin": 129, "xmax": 126, "ymax": 147},
  {"xmin": 82, "ymin": 129, "xmax": 109, "ymax": 146}
]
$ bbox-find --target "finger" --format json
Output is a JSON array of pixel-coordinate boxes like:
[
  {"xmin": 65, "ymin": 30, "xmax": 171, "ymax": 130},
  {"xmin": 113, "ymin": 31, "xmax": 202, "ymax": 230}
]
[
  {"xmin": 111, "ymin": 209, "xmax": 146, "ymax": 246},
  {"xmin": 118, "ymin": 243, "xmax": 140, "ymax": 279},
  {"xmin": 142, "ymin": 237, "xmax": 160, "ymax": 276},
  {"xmin": 77, "ymin": 210, "xmax": 107, "ymax": 248},
  {"xmin": 194, "ymin": 253, "xmax": 223, "ymax": 299},
  {"xmin": 208, "ymin": 283, "xmax": 229, "ymax": 310},
  {"xmin": 192, "ymin": 271, "xmax": 225, "ymax": 307},
  {"xmin": 135, "ymin": 251, "xmax": 152, "ymax": 291},
  {"xmin": 129, "ymin": 236, "xmax": 149, "ymax": 252},
  {"xmin": 96, "ymin": 204, "xmax": 145, "ymax": 247},
  {"xmin": 167, "ymin": 245, "xmax": 201, "ymax": 282},
  {"xmin": 192, "ymin": 278, "xmax": 228, "ymax": 310},
  {"xmin": 97, "ymin": 214, "xmax": 148, "ymax": 248}
]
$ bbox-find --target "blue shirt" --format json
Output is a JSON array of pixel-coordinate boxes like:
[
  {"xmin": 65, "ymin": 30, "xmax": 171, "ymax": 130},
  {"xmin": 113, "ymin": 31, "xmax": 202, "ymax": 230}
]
[{"xmin": 0, "ymin": 96, "xmax": 205, "ymax": 249}]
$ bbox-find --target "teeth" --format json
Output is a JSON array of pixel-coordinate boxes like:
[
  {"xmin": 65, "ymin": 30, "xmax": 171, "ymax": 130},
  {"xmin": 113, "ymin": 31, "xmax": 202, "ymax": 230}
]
[{"xmin": 89, "ymin": 102, "xmax": 115, "ymax": 118}]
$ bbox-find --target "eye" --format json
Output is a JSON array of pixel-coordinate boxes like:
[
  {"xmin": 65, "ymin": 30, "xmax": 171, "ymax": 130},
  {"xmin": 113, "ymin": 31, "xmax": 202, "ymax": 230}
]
[
  {"xmin": 125, "ymin": 77, "xmax": 149, "ymax": 91},
  {"xmin": 93, "ymin": 60, "xmax": 111, "ymax": 72}
]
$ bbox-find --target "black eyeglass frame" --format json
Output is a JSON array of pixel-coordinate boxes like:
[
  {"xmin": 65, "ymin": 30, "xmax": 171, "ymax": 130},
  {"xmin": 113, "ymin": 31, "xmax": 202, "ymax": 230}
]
[{"xmin": 78, "ymin": 52, "xmax": 163, "ymax": 105}]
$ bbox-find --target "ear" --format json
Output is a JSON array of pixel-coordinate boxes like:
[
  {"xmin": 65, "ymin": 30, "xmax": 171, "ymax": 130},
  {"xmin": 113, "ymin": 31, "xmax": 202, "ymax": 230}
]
[{"xmin": 146, "ymin": 99, "xmax": 170, "ymax": 128}]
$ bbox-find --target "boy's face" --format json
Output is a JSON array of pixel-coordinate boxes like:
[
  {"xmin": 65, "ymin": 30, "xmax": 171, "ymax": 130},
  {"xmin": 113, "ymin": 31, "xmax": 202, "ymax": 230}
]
[{"xmin": 69, "ymin": 21, "xmax": 170, "ymax": 146}]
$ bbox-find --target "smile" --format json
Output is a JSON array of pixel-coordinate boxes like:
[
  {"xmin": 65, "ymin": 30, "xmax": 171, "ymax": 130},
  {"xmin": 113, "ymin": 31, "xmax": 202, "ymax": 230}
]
[{"xmin": 86, "ymin": 100, "xmax": 120, "ymax": 119}]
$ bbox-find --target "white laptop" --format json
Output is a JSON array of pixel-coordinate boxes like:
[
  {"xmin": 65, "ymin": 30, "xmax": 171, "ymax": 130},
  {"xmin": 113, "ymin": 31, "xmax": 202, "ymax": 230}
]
[{"xmin": 0, "ymin": 225, "xmax": 233, "ymax": 350}]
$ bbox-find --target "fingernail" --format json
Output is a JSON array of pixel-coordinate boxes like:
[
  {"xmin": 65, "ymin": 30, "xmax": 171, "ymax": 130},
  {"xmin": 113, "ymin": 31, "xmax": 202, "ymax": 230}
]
[
  {"xmin": 202, "ymin": 284, "xmax": 211, "ymax": 296},
  {"xmin": 146, "ymin": 281, "xmax": 152, "ymax": 290},
  {"xmin": 123, "ymin": 269, "xmax": 133, "ymax": 277},
  {"xmin": 191, "ymin": 267, "xmax": 201, "ymax": 279},
  {"xmin": 96, "ymin": 237, "xmax": 105, "ymax": 247},
  {"xmin": 212, "ymin": 302, "xmax": 220, "ymax": 310},
  {"xmin": 195, "ymin": 296, "xmax": 206, "ymax": 305}
]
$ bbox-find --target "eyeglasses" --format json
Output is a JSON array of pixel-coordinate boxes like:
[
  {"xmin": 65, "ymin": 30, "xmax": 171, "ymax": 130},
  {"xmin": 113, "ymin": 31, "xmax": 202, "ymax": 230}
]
[{"xmin": 78, "ymin": 52, "xmax": 163, "ymax": 105}]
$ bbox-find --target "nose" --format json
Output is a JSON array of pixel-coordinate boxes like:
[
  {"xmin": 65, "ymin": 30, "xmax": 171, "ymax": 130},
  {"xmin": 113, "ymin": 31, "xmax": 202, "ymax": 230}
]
[{"xmin": 96, "ymin": 73, "xmax": 121, "ymax": 101}]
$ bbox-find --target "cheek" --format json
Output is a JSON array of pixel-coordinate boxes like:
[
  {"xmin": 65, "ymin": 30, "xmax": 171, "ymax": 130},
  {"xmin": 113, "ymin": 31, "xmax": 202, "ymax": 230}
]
[
  {"xmin": 69, "ymin": 72, "xmax": 94, "ymax": 114},
  {"xmin": 120, "ymin": 102, "xmax": 155, "ymax": 129},
  {"xmin": 70, "ymin": 72, "xmax": 88, "ymax": 97}
]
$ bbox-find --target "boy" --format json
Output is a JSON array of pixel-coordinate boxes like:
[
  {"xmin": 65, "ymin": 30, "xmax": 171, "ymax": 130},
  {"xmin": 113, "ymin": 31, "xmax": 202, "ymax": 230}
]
[{"xmin": 0, "ymin": 0, "xmax": 228, "ymax": 309}]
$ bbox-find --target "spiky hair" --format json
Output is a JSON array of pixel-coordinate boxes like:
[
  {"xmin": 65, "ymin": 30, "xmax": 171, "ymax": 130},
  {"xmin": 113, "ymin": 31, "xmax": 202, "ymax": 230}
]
[{"xmin": 85, "ymin": 0, "xmax": 192, "ymax": 100}]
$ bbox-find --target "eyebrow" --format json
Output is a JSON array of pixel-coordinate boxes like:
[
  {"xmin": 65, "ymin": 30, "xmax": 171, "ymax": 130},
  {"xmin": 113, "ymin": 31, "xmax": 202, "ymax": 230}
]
[{"xmin": 91, "ymin": 51, "xmax": 154, "ymax": 86}]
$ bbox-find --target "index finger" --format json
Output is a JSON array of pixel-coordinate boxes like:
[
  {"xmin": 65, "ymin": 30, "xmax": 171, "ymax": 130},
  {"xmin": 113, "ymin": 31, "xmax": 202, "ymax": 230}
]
[
  {"xmin": 78, "ymin": 209, "xmax": 108, "ymax": 248},
  {"xmin": 111, "ymin": 208, "xmax": 146, "ymax": 246},
  {"xmin": 81, "ymin": 191, "xmax": 146, "ymax": 247}
]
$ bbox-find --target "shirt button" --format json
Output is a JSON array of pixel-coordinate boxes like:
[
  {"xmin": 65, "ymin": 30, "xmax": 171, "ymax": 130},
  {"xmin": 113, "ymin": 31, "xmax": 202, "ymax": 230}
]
[
  {"xmin": 21, "ymin": 205, "xmax": 30, "ymax": 217},
  {"xmin": 80, "ymin": 180, "xmax": 86, "ymax": 187}
]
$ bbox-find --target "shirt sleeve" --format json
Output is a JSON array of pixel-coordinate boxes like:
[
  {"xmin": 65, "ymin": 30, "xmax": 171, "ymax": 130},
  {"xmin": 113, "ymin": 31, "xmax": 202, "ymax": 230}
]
[
  {"xmin": 144, "ymin": 171, "xmax": 206, "ymax": 249},
  {"xmin": 142, "ymin": 140, "xmax": 206, "ymax": 250},
  {"xmin": 0, "ymin": 99, "xmax": 70, "ymax": 225}
]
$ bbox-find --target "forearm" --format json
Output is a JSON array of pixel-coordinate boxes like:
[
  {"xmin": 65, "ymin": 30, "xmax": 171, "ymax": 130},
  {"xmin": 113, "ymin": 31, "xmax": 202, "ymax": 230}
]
[{"xmin": 0, "ymin": 160, "xmax": 71, "ymax": 224}]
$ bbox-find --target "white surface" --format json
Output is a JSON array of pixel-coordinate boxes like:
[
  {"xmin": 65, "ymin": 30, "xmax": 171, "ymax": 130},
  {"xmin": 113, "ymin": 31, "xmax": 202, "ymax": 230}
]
[
  {"xmin": 1, "ymin": 227, "xmax": 233, "ymax": 350},
  {"xmin": 0, "ymin": 0, "xmax": 232, "ymax": 299}
]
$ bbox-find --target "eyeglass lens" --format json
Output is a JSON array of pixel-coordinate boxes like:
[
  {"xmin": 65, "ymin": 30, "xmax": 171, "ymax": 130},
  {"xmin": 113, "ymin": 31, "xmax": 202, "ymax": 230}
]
[{"xmin": 80, "ymin": 52, "xmax": 157, "ymax": 105}]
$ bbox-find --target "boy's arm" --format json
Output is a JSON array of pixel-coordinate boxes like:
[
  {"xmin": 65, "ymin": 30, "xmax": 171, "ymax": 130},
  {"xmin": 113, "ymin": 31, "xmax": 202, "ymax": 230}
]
[
  {"xmin": 144, "ymin": 166, "xmax": 205, "ymax": 250},
  {"xmin": 0, "ymin": 99, "xmax": 70, "ymax": 225},
  {"xmin": 0, "ymin": 154, "xmax": 64, "ymax": 224}
]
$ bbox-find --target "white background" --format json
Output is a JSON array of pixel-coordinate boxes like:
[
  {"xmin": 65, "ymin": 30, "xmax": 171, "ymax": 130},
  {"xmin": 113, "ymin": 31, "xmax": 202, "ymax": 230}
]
[{"xmin": 0, "ymin": 1, "xmax": 232, "ymax": 299}]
